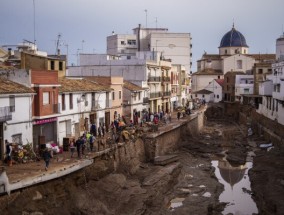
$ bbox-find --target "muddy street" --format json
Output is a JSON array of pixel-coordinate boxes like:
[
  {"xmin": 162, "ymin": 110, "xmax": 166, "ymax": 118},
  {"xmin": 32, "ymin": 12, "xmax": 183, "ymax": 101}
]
[{"xmin": 1, "ymin": 118, "xmax": 283, "ymax": 215}]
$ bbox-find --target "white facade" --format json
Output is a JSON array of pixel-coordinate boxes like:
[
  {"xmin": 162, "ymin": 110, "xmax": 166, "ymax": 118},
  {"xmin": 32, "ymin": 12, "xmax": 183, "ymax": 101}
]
[
  {"xmin": 107, "ymin": 25, "xmax": 192, "ymax": 74},
  {"xmin": 192, "ymin": 74, "xmax": 222, "ymax": 92},
  {"xmin": 205, "ymin": 80, "xmax": 223, "ymax": 103},
  {"xmin": 235, "ymin": 75, "xmax": 254, "ymax": 101},
  {"xmin": 58, "ymin": 90, "xmax": 109, "ymax": 146},
  {"xmin": 257, "ymin": 36, "xmax": 284, "ymax": 125},
  {"xmin": 1, "ymin": 95, "xmax": 33, "ymax": 145}
]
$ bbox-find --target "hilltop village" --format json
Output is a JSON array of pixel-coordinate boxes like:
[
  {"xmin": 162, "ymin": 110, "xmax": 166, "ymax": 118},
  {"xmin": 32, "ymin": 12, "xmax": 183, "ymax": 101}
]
[{"xmin": 0, "ymin": 25, "xmax": 284, "ymax": 214}]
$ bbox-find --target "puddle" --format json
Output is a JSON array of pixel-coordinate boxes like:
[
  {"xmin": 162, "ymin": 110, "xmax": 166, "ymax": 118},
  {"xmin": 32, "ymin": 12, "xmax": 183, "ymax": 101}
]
[
  {"xmin": 212, "ymin": 160, "xmax": 258, "ymax": 215},
  {"xmin": 168, "ymin": 197, "xmax": 185, "ymax": 210}
]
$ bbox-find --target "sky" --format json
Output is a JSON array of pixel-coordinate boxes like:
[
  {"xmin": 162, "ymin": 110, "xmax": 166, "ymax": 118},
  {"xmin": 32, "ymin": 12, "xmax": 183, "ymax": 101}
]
[{"xmin": 1, "ymin": 0, "xmax": 284, "ymax": 71}]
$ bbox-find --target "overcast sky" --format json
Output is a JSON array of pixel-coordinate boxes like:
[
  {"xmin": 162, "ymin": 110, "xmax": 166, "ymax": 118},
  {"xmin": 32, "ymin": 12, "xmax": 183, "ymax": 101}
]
[{"xmin": 1, "ymin": 0, "xmax": 284, "ymax": 71}]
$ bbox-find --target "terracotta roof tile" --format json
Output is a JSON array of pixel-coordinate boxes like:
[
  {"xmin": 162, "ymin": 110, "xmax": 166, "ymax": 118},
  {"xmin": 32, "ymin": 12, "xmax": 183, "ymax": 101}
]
[
  {"xmin": 123, "ymin": 81, "xmax": 143, "ymax": 91},
  {"xmin": 84, "ymin": 76, "xmax": 111, "ymax": 86},
  {"xmin": 214, "ymin": 79, "xmax": 224, "ymax": 86},
  {"xmin": 248, "ymin": 54, "xmax": 276, "ymax": 61},
  {"xmin": 193, "ymin": 68, "xmax": 223, "ymax": 75},
  {"xmin": 0, "ymin": 78, "xmax": 34, "ymax": 94},
  {"xmin": 59, "ymin": 78, "xmax": 111, "ymax": 93}
]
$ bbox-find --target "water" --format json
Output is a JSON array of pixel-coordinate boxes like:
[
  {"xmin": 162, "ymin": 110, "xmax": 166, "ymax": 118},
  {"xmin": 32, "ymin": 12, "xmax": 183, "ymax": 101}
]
[{"xmin": 212, "ymin": 160, "xmax": 258, "ymax": 215}]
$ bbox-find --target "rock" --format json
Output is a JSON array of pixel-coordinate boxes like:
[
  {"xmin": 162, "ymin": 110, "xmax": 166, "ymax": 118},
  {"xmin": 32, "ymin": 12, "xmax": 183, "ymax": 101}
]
[{"xmin": 32, "ymin": 191, "xmax": 43, "ymax": 201}]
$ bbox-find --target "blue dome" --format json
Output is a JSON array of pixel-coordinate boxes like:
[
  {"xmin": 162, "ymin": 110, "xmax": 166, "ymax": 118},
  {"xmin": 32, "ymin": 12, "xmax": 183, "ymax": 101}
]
[{"xmin": 219, "ymin": 27, "xmax": 248, "ymax": 48}]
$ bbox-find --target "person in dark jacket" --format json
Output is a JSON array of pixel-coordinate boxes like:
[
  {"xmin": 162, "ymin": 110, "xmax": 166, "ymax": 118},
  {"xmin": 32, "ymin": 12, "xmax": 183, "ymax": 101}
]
[
  {"xmin": 75, "ymin": 137, "xmax": 82, "ymax": 158},
  {"xmin": 43, "ymin": 148, "xmax": 52, "ymax": 171}
]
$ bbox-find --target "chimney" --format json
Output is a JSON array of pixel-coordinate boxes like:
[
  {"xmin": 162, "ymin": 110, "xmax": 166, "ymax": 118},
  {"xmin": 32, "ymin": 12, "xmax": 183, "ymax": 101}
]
[{"xmin": 8, "ymin": 48, "xmax": 12, "ymax": 56}]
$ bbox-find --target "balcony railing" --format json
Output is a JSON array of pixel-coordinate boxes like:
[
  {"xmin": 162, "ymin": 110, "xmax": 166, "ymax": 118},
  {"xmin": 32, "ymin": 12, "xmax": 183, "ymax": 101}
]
[
  {"xmin": 162, "ymin": 76, "xmax": 171, "ymax": 82},
  {"xmin": 162, "ymin": 91, "xmax": 171, "ymax": 97},
  {"xmin": 143, "ymin": 97, "xmax": 149, "ymax": 103},
  {"xmin": 148, "ymin": 77, "xmax": 161, "ymax": 82},
  {"xmin": 0, "ymin": 106, "xmax": 12, "ymax": 122},
  {"xmin": 150, "ymin": 92, "xmax": 162, "ymax": 98}
]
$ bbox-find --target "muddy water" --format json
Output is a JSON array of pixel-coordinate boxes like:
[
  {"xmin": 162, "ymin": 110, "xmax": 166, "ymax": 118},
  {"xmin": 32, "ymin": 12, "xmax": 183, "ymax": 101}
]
[{"xmin": 212, "ymin": 159, "xmax": 258, "ymax": 215}]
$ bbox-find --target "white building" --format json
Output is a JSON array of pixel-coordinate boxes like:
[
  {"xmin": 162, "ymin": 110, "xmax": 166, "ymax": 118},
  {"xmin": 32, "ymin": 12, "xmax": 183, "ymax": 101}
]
[
  {"xmin": 57, "ymin": 78, "xmax": 112, "ymax": 146},
  {"xmin": 204, "ymin": 79, "xmax": 224, "ymax": 103},
  {"xmin": 235, "ymin": 75, "xmax": 254, "ymax": 102},
  {"xmin": 257, "ymin": 34, "xmax": 284, "ymax": 125},
  {"xmin": 123, "ymin": 80, "xmax": 149, "ymax": 123},
  {"xmin": 68, "ymin": 52, "xmax": 172, "ymax": 113},
  {"xmin": 107, "ymin": 25, "xmax": 192, "ymax": 73},
  {"xmin": 192, "ymin": 25, "xmax": 275, "ymax": 92},
  {"xmin": 0, "ymin": 78, "xmax": 35, "ymax": 159}
]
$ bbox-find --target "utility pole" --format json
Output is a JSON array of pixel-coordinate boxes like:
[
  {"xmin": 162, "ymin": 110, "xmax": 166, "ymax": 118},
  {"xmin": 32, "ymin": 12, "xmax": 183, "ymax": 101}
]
[
  {"xmin": 144, "ymin": 9, "xmax": 148, "ymax": 28},
  {"xmin": 33, "ymin": 0, "xmax": 36, "ymax": 44}
]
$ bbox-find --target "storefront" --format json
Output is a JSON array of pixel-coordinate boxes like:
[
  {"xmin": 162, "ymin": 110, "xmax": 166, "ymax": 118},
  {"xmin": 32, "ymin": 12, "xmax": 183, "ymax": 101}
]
[{"xmin": 33, "ymin": 117, "xmax": 57, "ymax": 151}]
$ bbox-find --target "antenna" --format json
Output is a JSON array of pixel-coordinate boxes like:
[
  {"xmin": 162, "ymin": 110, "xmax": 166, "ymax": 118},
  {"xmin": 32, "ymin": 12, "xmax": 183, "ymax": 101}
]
[
  {"xmin": 33, "ymin": 0, "xmax": 36, "ymax": 44},
  {"xmin": 155, "ymin": 17, "xmax": 158, "ymax": 29},
  {"xmin": 144, "ymin": 9, "xmax": 148, "ymax": 28},
  {"xmin": 55, "ymin": 33, "xmax": 61, "ymax": 55}
]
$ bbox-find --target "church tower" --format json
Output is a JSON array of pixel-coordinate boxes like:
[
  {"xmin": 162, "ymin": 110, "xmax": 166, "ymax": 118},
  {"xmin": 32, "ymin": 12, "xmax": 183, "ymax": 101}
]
[{"xmin": 219, "ymin": 24, "xmax": 249, "ymax": 55}]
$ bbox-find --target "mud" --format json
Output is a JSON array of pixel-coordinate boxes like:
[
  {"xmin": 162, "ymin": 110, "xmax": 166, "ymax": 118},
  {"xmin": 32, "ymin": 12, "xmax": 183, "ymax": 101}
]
[{"xmin": 0, "ymin": 117, "xmax": 283, "ymax": 215}]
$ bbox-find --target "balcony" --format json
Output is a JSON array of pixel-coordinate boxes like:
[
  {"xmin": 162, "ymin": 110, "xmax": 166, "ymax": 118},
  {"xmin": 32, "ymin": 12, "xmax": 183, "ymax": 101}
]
[
  {"xmin": 162, "ymin": 76, "xmax": 170, "ymax": 82},
  {"xmin": 143, "ymin": 97, "xmax": 149, "ymax": 104},
  {"xmin": 150, "ymin": 92, "xmax": 162, "ymax": 99},
  {"xmin": 0, "ymin": 106, "xmax": 12, "ymax": 122},
  {"xmin": 148, "ymin": 77, "xmax": 161, "ymax": 82},
  {"xmin": 92, "ymin": 101, "xmax": 101, "ymax": 110},
  {"xmin": 162, "ymin": 91, "xmax": 171, "ymax": 98}
]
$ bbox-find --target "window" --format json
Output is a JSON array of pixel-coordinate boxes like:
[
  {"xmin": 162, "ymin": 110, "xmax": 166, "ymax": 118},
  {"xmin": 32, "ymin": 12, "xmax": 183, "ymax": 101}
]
[
  {"xmin": 225, "ymin": 49, "xmax": 227, "ymax": 54},
  {"xmin": 43, "ymin": 92, "xmax": 50, "ymax": 105},
  {"xmin": 258, "ymin": 69, "xmax": 263, "ymax": 74},
  {"xmin": 138, "ymin": 92, "xmax": 141, "ymax": 100},
  {"xmin": 50, "ymin": 61, "xmax": 55, "ymax": 70},
  {"xmin": 244, "ymin": 49, "xmax": 246, "ymax": 54},
  {"xmin": 9, "ymin": 95, "xmax": 15, "ymax": 112},
  {"xmin": 217, "ymin": 95, "xmax": 219, "ymax": 99},
  {"xmin": 127, "ymin": 40, "xmax": 136, "ymax": 45},
  {"xmin": 119, "ymin": 91, "xmax": 122, "ymax": 99},
  {"xmin": 237, "ymin": 60, "xmax": 243, "ymax": 69},
  {"xmin": 12, "ymin": 133, "xmax": 22, "ymax": 145},
  {"xmin": 235, "ymin": 49, "xmax": 239, "ymax": 54},
  {"xmin": 121, "ymin": 41, "xmax": 125, "ymax": 45},
  {"xmin": 244, "ymin": 88, "xmax": 249, "ymax": 94},
  {"xmin": 69, "ymin": 93, "xmax": 73, "ymax": 109},
  {"xmin": 112, "ymin": 92, "xmax": 115, "ymax": 100},
  {"xmin": 218, "ymin": 76, "xmax": 220, "ymax": 79},
  {"xmin": 227, "ymin": 77, "xmax": 229, "ymax": 82},
  {"xmin": 59, "ymin": 61, "xmax": 63, "ymax": 71},
  {"xmin": 62, "ymin": 94, "xmax": 66, "ymax": 110}
]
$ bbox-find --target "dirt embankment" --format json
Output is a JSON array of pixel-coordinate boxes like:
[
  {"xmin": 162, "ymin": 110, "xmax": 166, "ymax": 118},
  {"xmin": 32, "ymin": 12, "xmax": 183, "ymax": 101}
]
[{"xmin": 3, "ymin": 112, "xmax": 282, "ymax": 215}]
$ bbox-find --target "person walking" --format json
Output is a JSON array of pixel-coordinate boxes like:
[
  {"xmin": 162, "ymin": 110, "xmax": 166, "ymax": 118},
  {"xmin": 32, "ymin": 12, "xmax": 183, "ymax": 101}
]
[
  {"xmin": 43, "ymin": 147, "xmax": 52, "ymax": 171},
  {"xmin": 75, "ymin": 137, "xmax": 82, "ymax": 159},
  {"xmin": 177, "ymin": 111, "xmax": 181, "ymax": 120},
  {"xmin": 89, "ymin": 134, "xmax": 95, "ymax": 152},
  {"xmin": 5, "ymin": 140, "xmax": 12, "ymax": 167},
  {"xmin": 70, "ymin": 139, "xmax": 76, "ymax": 158}
]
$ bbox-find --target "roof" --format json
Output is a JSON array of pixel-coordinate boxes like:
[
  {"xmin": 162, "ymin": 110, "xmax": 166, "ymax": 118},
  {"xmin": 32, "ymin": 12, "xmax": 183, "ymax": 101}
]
[
  {"xmin": 0, "ymin": 78, "xmax": 34, "ymax": 94},
  {"xmin": 123, "ymin": 81, "xmax": 143, "ymax": 91},
  {"xmin": 192, "ymin": 89, "xmax": 213, "ymax": 95},
  {"xmin": 199, "ymin": 54, "xmax": 221, "ymax": 61},
  {"xmin": 84, "ymin": 76, "xmax": 111, "ymax": 86},
  {"xmin": 193, "ymin": 68, "xmax": 223, "ymax": 75},
  {"xmin": 219, "ymin": 26, "xmax": 248, "ymax": 48},
  {"xmin": 214, "ymin": 79, "xmax": 224, "ymax": 86},
  {"xmin": 59, "ymin": 78, "xmax": 111, "ymax": 93},
  {"xmin": 248, "ymin": 54, "xmax": 275, "ymax": 61}
]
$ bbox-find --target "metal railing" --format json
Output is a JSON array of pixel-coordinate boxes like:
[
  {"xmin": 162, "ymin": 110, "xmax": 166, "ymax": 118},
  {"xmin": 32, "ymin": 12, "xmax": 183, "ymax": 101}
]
[
  {"xmin": 148, "ymin": 77, "xmax": 161, "ymax": 82},
  {"xmin": 150, "ymin": 92, "xmax": 162, "ymax": 98}
]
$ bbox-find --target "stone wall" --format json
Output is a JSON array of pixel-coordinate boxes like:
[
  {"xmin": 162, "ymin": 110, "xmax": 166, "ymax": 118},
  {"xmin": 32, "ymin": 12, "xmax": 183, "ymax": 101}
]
[{"xmin": 144, "ymin": 112, "xmax": 204, "ymax": 161}]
